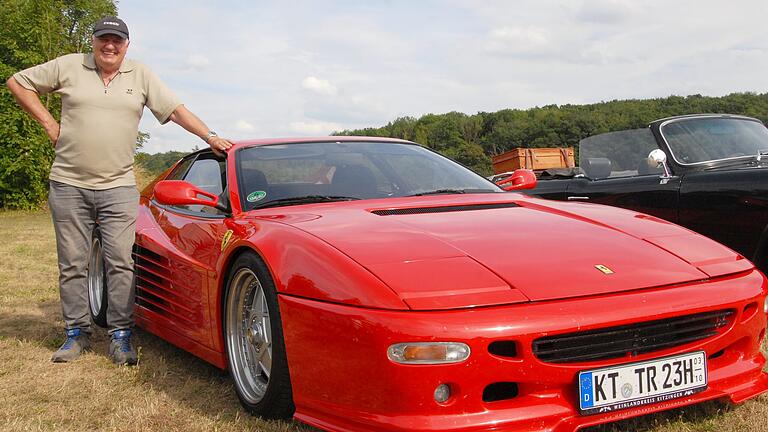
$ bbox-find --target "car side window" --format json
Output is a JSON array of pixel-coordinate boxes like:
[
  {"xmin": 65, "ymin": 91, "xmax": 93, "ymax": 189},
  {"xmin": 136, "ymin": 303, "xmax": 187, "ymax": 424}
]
[
  {"xmin": 166, "ymin": 157, "xmax": 194, "ymax": 181},
  {"xmin": 170, "ymin": 154, "xmax": 227, "ymax": 215},
  {"xmin": 579, "ymin": 128, "xmax": 662, "ymax": 179}
]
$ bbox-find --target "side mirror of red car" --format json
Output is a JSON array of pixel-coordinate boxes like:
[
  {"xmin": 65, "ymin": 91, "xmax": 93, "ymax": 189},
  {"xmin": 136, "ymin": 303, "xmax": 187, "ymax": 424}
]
[
  {"xmin": 496, "ymin": 169, "xmax": 537, "ymax": 191},
  {"xmin": 153, "ymin": 180, "xmax": 228, "ymax": 212}
]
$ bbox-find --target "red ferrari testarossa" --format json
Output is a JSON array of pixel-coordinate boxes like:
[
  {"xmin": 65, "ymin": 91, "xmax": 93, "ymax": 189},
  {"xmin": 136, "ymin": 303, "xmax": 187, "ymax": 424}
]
[{"xmin": 87, "ymin": 137, "xmax": 768, "ymax": 431}]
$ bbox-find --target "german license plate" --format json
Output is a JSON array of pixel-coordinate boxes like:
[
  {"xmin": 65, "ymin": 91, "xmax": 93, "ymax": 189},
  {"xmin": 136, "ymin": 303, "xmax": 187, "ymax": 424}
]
[{"xmin": 578, "ymin": 351, "xmax": 707, "ymax": 415}]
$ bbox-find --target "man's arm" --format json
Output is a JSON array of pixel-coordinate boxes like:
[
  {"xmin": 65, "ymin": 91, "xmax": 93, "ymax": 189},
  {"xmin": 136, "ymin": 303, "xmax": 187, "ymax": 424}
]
[
  {"xmin": 168, "ymin": 105, "xmax": 232, "ymax": 153},
  {"xmin": 6, "ymin": 77, "xmax": 60, "ymax": 145}
]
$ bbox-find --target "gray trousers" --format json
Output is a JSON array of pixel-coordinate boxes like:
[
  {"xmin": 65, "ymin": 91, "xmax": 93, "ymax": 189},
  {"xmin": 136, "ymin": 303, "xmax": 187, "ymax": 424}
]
[{"xmin": 48, "ymin": 181, "xmax": 139, "ymax": 335}]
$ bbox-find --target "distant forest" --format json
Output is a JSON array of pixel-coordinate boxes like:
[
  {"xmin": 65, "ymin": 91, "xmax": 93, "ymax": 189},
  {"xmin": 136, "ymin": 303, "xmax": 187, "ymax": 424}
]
[
  {"xmin": 135, "ymin": 151, "xmax": 188, "ymax": 177},
  {"xmin": 135, "ymin": 93, "xmax": 768, "ymax": 179},
  {"xmin": 334, "ymin": 92, "xmax": 768, "ymax": 175}
]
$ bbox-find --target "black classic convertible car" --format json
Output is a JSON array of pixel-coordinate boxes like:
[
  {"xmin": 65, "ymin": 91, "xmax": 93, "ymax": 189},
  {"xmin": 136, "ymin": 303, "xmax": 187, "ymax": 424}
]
[{"xmin": 526, "ymin": 114, "xmax": 768, "ymax": 272}]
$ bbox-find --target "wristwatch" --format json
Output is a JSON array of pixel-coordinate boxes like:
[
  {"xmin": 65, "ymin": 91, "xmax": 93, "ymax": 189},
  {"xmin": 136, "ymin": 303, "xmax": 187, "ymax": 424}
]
[{"xmin": 204, "ymin": 130, "xmax": 218, "ymax": 143}]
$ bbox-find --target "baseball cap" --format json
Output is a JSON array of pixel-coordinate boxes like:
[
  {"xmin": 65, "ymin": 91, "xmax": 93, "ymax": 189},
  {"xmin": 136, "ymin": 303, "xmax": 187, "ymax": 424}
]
[{"xmin": 93, "ymin": 16, "xmax": 129, "ymax": 39}]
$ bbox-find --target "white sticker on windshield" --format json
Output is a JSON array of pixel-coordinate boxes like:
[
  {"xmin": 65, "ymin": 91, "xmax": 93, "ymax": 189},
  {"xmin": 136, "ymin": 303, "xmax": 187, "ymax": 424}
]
[{"xmin": 247, "ymin": 191, "xmax": 267, "ymax": 202}]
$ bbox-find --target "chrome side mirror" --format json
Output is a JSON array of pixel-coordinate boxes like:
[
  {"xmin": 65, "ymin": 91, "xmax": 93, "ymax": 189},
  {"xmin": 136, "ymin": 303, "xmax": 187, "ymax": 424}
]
[
  {"xmin": 647, "ymin": 149, "xmax": 673, "ymax": 183},
  {"xmin": 648, "ymin": 149, "xmax": 666, "ymax": 166}
]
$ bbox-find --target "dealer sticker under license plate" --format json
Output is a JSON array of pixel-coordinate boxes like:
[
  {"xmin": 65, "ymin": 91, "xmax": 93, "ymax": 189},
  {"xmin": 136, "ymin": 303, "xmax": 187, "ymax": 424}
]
[{"xmin": 578, "ymin": 351, "xmax": 707, "ymax": 415}]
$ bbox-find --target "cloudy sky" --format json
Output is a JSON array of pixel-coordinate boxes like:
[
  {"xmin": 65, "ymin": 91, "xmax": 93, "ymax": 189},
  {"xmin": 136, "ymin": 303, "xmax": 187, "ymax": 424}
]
[{"xmin": 119, "ymin": 0, "xmax": 768, "ymax": 154}]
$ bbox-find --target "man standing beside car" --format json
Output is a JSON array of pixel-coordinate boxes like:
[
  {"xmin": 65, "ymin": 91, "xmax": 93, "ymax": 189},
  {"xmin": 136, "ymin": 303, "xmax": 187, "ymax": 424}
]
[{"xmin": 6, "ymin": 16, "xmax": 232, "ymax": 365}]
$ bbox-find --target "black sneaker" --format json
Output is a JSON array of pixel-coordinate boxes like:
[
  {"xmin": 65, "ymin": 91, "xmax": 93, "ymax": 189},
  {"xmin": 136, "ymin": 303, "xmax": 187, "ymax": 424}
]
[
  {"xmin": 51, "ymin": 328, "xmax": 91, "ymax": 362},
  {"xmin": 109, "ymin": 329, "xmax": 138, "ymax": 366}
]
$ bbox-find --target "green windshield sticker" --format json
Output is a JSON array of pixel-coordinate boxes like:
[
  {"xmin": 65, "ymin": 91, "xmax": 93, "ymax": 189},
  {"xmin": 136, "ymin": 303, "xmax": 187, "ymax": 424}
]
[{"xmin": 247, "ymin": 191, "xmax": 267, "ymax": 202}]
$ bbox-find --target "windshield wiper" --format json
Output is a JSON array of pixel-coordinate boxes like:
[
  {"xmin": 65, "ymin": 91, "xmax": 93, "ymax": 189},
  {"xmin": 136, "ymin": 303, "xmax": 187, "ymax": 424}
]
[
  {"xmin": 701, "ymin": 149, "xmax": 768, "ymax": 170},
  {"xmin": 757, "ymin": 150, "xmax": 768, "ymax": 162},
  {"xmin": 407, "ymin": 188, "xmax": 496, "ymax": 197},
  {"xmin": 252, "ymin": 195, "xmax": 361, "ymax": 209},
  {"xmin": 407, "ymin": 188, "xmax": 467, "ymax": 197},
  {"xmin": 701, "ymin": 156, "xmax": 761, "ymax": 170}
]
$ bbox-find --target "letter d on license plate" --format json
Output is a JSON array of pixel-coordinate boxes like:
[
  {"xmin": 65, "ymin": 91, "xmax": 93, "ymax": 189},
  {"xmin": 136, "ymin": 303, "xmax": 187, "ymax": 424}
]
[{"xmin": 578, "ymin": 351, "xmax": 707, "ymax": 415}]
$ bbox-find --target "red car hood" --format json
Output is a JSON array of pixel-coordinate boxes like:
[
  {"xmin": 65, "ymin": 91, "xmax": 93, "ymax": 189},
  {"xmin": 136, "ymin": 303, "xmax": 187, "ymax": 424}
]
[{"xmin": 256, "ymin": 194, "xmax": 751, "ymax": 310}]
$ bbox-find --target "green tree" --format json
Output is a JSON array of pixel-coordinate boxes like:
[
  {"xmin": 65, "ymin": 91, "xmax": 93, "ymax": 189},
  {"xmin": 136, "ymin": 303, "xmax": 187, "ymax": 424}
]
[
  {"xmin": 136, "ymin": 130, "xmax": 150, "ymax": 152},
  {"xmin": 0, "ymin": 0, "xmax": 117, "ymax": 208},
  {"xmin": 135, "ymin": 151, "xmax": 188, "ymax": 177}
]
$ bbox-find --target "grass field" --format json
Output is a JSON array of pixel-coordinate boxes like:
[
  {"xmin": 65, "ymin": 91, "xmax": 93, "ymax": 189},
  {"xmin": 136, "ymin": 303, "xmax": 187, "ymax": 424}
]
[{"xmin": 1, "ymin": 210, "xmax": 767, "ymax": 432}]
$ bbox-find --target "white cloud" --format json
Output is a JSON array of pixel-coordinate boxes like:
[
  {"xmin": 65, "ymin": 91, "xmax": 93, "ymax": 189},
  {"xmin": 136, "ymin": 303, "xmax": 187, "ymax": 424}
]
[
  {"xmin": 485, "ymin": 26, "xmax": 553, "ymax": 56},
  {"xmin": 290, "ymin": 120, "xmax": 344, "ymax": 136},
  {"xmin": 235, "ymin": 120, "xmax": 255, "ymax": 132},
  {"xmin": 301, "ymin": 76, "xmax": 337, "ymax": 95},
  {"xmin": 573, "ymin": 0, "xmax": 638, "ymax": 24},
  {"xmin": 491, "ymin": 27, "xmax": 550, "ymax": 47},
  {"xmin": 185, "ymin": 54, "xmax": 210, "ymax": 70}
]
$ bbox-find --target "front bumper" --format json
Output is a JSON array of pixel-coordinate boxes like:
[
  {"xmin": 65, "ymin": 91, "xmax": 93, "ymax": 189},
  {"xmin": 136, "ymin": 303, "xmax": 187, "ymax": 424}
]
[{"xmin": 280, "ymin": 270, "xmax": 768, "ymax": 432}]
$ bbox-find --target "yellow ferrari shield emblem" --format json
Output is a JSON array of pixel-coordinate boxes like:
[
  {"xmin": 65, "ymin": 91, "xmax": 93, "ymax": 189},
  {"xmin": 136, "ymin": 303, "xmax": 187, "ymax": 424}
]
[
  {"xmin": 595, "ymin": 264, "xmax": 614, "ymax": 275},
  {"xmin": 221, "ymin": 230, "xmax": 234, "ymax": 251}
]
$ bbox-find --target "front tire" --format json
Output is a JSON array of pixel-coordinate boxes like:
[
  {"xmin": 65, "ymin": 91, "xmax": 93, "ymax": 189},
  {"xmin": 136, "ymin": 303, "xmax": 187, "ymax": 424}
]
[
  {"xmin": 87, "ymin": 226, "xmax": 108, "ymax": 328},
  {"xmin": 224, "ymin": 252, "xmax": 294, "ymax": 419}
]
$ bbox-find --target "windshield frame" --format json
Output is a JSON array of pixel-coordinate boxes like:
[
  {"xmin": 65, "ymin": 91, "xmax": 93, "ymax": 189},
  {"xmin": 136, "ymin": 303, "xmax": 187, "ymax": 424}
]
[{"xmin": 658, "ymin": 115, "xmax": 768, "ymax": 167}]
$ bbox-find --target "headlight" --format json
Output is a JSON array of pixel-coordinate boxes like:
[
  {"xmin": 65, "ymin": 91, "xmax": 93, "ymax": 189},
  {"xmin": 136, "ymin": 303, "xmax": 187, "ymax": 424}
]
[{"xmin": 387, "ymin": 342, "xmax": 470, "ymax": 364}]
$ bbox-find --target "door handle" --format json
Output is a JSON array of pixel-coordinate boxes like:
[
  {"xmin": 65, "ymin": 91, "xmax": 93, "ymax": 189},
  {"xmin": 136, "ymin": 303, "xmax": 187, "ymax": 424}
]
[{"xmin": 567, "ymin": 196, "xmax": 590, "ymax": 201}]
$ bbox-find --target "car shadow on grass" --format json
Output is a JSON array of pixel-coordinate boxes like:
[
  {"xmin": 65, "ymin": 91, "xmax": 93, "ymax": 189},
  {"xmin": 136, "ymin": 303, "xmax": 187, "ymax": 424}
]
[
  {"xmin": 128, "ymin": 327, "xmax": 320, "ymax": 432},
  {"xmin": 582, "ymin": 399, "xmax": 734, "ymax": 432}
]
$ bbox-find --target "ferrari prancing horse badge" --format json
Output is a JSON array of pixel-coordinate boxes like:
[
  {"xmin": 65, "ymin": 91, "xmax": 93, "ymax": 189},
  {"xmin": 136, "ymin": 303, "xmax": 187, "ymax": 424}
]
[
  {"xmin": 221, "ymin": 229, "xmax": 234, "ymax": 251},
  {"xmin": 595, "ymin": 264, "xmax": 614, "ymax": 275}
]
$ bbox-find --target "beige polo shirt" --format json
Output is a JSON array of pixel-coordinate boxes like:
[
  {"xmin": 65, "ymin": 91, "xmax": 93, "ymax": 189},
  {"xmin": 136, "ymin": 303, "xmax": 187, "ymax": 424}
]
[{"xmin": 13, "ymin": 53, "xmax": 181, "ymax": 189}]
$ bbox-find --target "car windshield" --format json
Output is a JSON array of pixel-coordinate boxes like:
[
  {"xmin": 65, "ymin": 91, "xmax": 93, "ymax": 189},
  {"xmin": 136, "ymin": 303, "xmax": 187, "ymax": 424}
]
[
  {"xmin": 660, "ymin": 117, "xmax": 768, "ymax": 165},
  {"xmin": 236, "ymin": 141, "xmax": 501, "ymax": 210}
]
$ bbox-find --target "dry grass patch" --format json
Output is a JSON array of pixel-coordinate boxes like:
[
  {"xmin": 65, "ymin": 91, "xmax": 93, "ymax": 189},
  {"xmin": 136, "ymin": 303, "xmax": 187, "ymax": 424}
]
[
  {"xmin": 0, "ymin": 210, "xmax": 314, "ymax": 432},
  {"xmin": 1, "ymin": 209, "xmax": 767, "ymax": 431}
]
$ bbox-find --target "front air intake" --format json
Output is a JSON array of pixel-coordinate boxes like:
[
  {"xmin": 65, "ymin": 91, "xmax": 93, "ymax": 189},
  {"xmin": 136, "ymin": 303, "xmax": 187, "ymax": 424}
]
[
  {"xmin": 372, "ymin": 202, "xmax": 519, "ymax": 216},
  {"xmin": 483, "ymin": 382, "xmax": 519, "ymax": 402},
  {"xmin": 532, "ymin": 309, "xmax": 734, "ymax": 364}
]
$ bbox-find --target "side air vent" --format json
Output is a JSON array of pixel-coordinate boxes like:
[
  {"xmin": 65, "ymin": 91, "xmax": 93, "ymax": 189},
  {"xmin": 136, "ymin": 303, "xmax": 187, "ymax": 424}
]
[
  {"xmin": 372, "ymin": 202, "xmax": 519, "ymax": 216},
  {"xmin": 133, "ymin": 245, "xmax": 200, "ymax": 326}
]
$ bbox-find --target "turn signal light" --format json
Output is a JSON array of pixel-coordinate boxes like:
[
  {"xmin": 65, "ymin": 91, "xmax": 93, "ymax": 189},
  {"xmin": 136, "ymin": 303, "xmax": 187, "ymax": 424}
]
[{"xmin": 387, "ymin": 342, "xmax": 470, "ymax": 364}]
